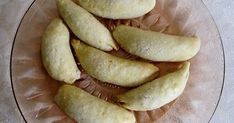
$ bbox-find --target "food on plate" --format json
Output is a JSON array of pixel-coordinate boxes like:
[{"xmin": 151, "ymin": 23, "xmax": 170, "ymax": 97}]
[
  {"xmin": 56, "ymin": 0, "xmax": 117, "ymax": 51},
  {"xmin": 117, "ymin": 62, "xmax": 190, "ymax": 111},
  {"xmin": 73, "ymin": 0, "xmax": 156, "ymax": 19},
  {"xmin": 113, "ymin": 25, "xmax": 201, "ymax": 62},
  {"xmin": 55, "ymin": 85, "xmax": 136, "ymax": 123},
  {"xmin": 41, "ymin": 18, "xmax": 80, "ymax": 84},
  {"xmin": 72, "ymin": 40, "xmax": 159, "ymax": 87}
]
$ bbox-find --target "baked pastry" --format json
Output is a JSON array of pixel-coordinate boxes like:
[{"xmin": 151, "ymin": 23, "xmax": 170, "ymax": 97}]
[
  {"xmin": 117, "ymin": 62, "xmax": 190, "ymax": 111},
  {"xmin": 55, "ymin": 85, "xmax": 136, "ymax": 123},
  {"xmin": 41, "ymin": 18, "xmax": 80, "ymax": 84},
  {"xmin": 72, "ymin": 40, "xmax": 159, "ymax": 87},
  {"xmin": 73, "ymin": 0, "xmax": 156, "ymax": 19},
  {"xmin": 56, "ymin": 0, "xmax": 117, "ymax": 51},
  {"xmin": 113, "ymin": 25, "xmax": 201, "ymax": 61}
]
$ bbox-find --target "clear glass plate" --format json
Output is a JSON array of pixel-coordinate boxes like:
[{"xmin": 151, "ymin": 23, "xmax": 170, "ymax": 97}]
[{"xmin": 11, "ymin": 0, "xmax": 225, "ymax": 123}]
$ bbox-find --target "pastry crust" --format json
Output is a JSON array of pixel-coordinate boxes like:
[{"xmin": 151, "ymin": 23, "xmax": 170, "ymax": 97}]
[
  {"xmin": 56, "ymin": 0, "xmax": 117, "ymax": 51},
  {"xmin": 113, "ymin": 26, "xmax": 201, "ymax": 62},
  {"xmin": 72, "ymin": 40, "xmax": 159, "ymax": 87},
  {"xmin": 41, "ymin": 18, "xmax": 80, "ymax": 84},
  {"xmin": 55, "ymin": 85, "xmax": 136, "ymax": 123},
  {"xmin": 117, "ymin": 62, "xmax": 190, "ymax": 111},
  {"xmin": 74, "ymin": 0, "xmax": 156, "ymax": 19}
]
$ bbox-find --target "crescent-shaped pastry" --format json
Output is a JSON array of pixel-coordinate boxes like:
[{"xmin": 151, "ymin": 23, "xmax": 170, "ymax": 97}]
[
  {"xmin": 74, "ymin": 0, "xmax": 156, "ymax": 19},
  {"xmin": 117, "ymin": 62, "xmax": 190, "ymax": 111},
  {"xmin": 56, "ymin": 0, "xmax": 117, "ymax": 51},
  {"xmin": 72, "ymin": 40, "xmax": 159, "ymax": 87},
  {"xmin": 113, "ymin": 25, "xmax": 201, "ymax": 62},
  {"xmin": 55, "ymin": 85, "xmax": 135, "ymax": 123},
  {"xmin": 41, "ymin": 18, "xmax": 80, "ymax": 84}
]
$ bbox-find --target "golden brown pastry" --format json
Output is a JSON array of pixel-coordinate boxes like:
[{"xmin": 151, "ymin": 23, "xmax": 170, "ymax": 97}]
[
  {"xmin": 73, "ymin": 0, "xmax": 156, "ymax": 19},
  {"xmin": 41, "ymin": 18, "xmax": 80, "ymax": 84},
  {"xmin": 117, "ymin": 62, "xmax": 190, "ymax": 111},
  {"xmin": 55, "ymin": 85, "xmax": 136, "ymax": 123},
  {"xmin": 72, "ymin": 40, "xmax": 159, "ymax": 87},
  {"xmin": 113, "ymin": 25, "xmax": 201, "ymax": 62},
  {"xmin": 56, "ymin": 0, "xmax": 117, "ymax": 51}
]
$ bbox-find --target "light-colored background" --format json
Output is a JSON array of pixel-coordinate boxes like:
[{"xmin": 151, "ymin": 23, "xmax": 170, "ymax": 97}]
[
  {"xmin": 204, "ymin": 0, "xmax": 234, "ymax": 122},
  {"xmin": 0, "ymin": 0, "xmax": 233, "ymax": 123}
]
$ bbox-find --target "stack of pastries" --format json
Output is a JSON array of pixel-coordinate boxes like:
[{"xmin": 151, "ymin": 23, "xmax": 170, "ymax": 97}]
[{"xmin": 41, "ymin": 0, "xmax": 201, "ymax": 123}]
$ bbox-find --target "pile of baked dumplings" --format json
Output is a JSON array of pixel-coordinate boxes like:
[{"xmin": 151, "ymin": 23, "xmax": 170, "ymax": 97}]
[{"xmin": 41, "ymin": 0, "xmax": 200, "ymax": 123}]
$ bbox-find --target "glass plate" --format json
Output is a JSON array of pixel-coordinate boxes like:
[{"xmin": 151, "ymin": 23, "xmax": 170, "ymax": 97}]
[{"xmin": 11, "ymin": 0, "xmax": 225, "ymax": 123}]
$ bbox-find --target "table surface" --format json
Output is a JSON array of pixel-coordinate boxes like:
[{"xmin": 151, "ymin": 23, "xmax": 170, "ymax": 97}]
[{"xmin": 0, "ymin": 0, "xmax": 233, "ymax": 123}]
